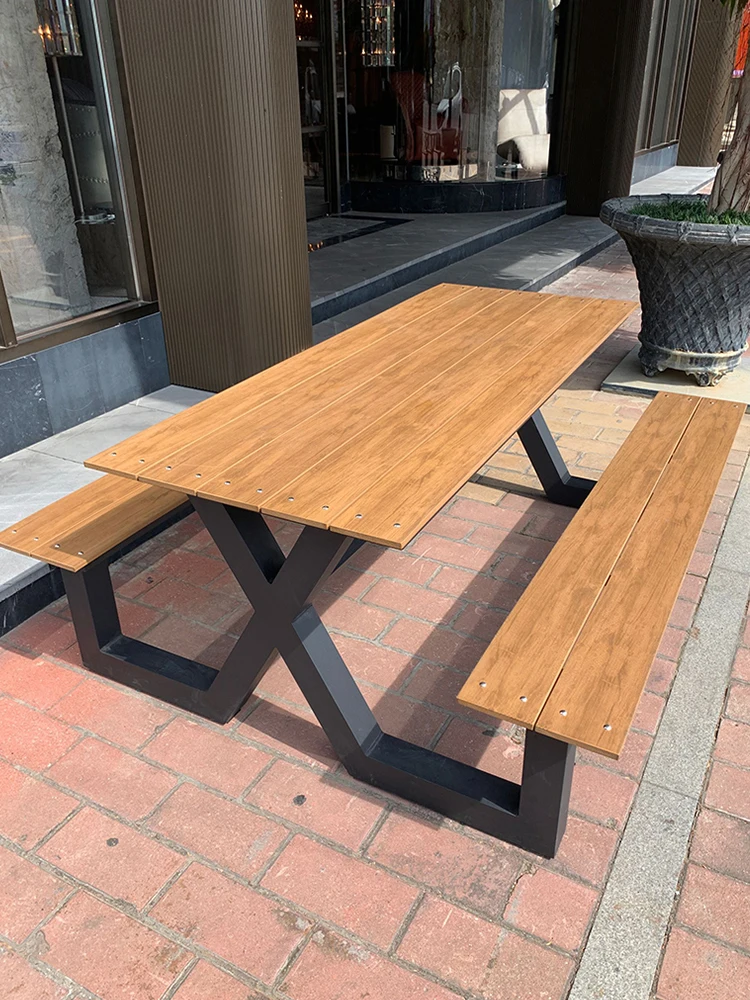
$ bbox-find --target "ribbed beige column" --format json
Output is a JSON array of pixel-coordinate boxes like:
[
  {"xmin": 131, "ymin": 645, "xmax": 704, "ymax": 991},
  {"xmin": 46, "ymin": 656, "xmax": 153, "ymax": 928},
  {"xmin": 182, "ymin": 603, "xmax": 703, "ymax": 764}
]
[
  {"xmin": 112, "ymin": 0, "xmax": 312, "ymax": 391},
  {"xmin": 678, "ymin": 0, "xmax": 737, "ymax": 168}
]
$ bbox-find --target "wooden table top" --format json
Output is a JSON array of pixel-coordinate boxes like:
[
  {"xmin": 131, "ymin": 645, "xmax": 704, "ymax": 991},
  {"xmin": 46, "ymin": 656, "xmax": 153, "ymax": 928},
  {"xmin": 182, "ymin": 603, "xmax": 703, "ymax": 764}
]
[{"xmin": 86, "ymin": 285, "xmax": 636, "ymax": 549}]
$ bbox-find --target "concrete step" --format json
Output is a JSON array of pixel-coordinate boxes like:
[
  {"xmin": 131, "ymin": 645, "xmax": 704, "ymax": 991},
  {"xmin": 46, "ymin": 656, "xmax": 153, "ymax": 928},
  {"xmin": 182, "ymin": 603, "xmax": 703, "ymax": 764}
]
[
  {"xmin": 310, "ymin": 203, "xmax": 565, "ymax": 324},
  {"xmin": 314, "ymin": 215, "xmax": 619, "ymax": 343}
]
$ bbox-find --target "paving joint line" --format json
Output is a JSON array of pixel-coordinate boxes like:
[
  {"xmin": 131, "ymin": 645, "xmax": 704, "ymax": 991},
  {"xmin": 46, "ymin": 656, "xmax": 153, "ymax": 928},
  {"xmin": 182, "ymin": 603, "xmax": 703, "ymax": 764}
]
[{"xmin": 568, "ymin": 456, "xmax": 750, "ymax": 1000}]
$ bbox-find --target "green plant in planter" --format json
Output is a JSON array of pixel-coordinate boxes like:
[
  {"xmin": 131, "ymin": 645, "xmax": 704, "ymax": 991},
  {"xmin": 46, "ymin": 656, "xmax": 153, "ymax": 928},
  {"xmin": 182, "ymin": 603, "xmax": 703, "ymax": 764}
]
[{"xmin": 600, "ymin": 0, "xmax": 750, "ymax": 386}]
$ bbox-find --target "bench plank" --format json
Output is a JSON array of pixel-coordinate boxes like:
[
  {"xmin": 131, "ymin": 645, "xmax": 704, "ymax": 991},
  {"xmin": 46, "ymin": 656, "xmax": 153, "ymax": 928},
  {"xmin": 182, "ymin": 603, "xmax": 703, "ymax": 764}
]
[
  {"xmin": 536, "ymin": 397, "xmax": 744, "ymax": 757},
  {"xmin": 141, "ymin": 289, "xmax": 521, "ymax": 495},
  {"xmin": 0, "ymin": 477, "xmax": 185, "ymax": 572},
  {"xmin": 456, "ymin": 392, "xmax": 701, "ymax": 726},
  {"xmin": 203, "ymin": 293, "xmax": 577, "ymax": 521},
  {"xmin": 85, "ymin": 284, "xmax": 479, "ymax": 479},
  {"xmin": 329, "ymin": 298, "xmax": 638, "ymax": 548}
]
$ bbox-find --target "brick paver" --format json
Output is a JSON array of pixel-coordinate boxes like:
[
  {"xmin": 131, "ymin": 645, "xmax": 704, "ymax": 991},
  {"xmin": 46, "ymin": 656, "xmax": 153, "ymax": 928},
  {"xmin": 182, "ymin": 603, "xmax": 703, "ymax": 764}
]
[
  {"xmin": 0, "ymin": 241, "xmax": 747, "ymax": 999},
  {"xmin": 655, "ymin": 602, "xmax": 750, "ymax": 1000}
]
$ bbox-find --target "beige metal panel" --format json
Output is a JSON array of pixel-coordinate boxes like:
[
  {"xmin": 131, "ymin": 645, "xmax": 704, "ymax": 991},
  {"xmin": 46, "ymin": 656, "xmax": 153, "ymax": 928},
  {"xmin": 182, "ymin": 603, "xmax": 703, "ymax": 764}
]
[{"xmin": 112, "ymin": 0, "xmax": 312, "ymax": 391}]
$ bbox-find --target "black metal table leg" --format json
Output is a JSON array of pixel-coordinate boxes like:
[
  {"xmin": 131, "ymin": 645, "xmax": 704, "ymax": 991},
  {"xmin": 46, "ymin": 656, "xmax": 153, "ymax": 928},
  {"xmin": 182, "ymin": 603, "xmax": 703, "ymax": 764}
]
[
  {"xmin": 518, "ymin": 409, "xmax": 597, "ymax": 508},
  {"xmin": 62, "ymin": 501, "xmax": 353, "ymax": 725},
  {"xmin": 195, "ymin": 500, "xmax": 575, "ymax": 857},
  {"xmin": 64, "ymin": 496, "xmax": 576, "ymax": 856}
]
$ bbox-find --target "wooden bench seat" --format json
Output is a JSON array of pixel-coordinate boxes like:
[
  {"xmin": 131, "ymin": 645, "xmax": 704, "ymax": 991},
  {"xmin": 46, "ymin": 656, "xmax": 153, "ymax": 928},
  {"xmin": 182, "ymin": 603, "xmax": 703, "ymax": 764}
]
[
  {"xmin": 0, "ymin": 476, "xmax": 186, "ymax": 572},
  {"xmin": 458, "ymin": 392, "xmax": 744, "ymax": 759}
]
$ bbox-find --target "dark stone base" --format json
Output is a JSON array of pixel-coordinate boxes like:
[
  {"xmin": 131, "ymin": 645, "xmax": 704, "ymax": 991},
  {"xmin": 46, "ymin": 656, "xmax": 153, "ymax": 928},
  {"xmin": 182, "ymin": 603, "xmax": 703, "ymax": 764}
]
[
  {"xmin": 631, "ymin": 143, "xmax": 679, "ymax": 186},
  {"xmin": 350, "ymin": 175, "xmax": 566, "ymax": 214},
  {"xmin": 0, "ymin": 311, "xmax": 169, "ymax": 460}
]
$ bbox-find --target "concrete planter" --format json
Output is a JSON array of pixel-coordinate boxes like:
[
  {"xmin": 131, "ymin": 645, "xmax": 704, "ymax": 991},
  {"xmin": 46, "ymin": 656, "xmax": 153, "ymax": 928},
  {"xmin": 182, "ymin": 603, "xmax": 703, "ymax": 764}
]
[{"xmin": 600, "ymin": 194, "xmax": 750, "ymax": 385}]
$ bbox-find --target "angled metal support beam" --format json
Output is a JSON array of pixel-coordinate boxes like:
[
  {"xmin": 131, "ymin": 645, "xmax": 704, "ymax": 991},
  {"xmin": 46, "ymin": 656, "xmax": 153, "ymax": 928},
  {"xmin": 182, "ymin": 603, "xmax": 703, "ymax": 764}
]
[
  {"xmin": 64, "ymin": 496, "xmax": 576, "ymax": 856},
  {"xmin": 518, "ymin": 409, "xmax": 597, "ymax": 508}
]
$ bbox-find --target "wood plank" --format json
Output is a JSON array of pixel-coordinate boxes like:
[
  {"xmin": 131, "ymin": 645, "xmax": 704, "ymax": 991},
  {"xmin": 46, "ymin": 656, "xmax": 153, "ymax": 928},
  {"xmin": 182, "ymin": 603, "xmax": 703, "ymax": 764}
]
[
  {"xmin": 0, "ymin": 477, "xmax": 185, "ymax": 572},
  {"xmin": 0, "ymin": 476, "xmax": 146, "ymax": 558},
  {"xmin": 535, "ymin": 397, "xmax": 744, "ymax": 757},
  {"xmin": 84, "ymin": 283, "xmax": 475, "ymax": 478},
  {"xmin": 194, "ymin": 292, "xmax": 558, "ymax": 511},
  {"xmin": 135, "ymin": 288, "xmax": 514, "ymax": 493},
  {"xmin": 331, "ymin": 298, "xmax": 637, "ymax": 549},
  {"xmin": 254, "ymin": 296, "xmax": 600, "ymax": 532},
  {"xmin": 455, "ymin": 391, "xmax": 698, "ymax": 728}
]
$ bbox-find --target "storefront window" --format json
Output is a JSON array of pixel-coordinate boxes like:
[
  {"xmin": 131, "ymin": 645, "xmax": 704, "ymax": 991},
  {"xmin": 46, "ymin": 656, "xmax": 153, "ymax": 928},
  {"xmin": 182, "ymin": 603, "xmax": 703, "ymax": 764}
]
[
  {"xmin": 637, "ymin": 0, "xmax": 699, "ymax": 152},
  {"xmin": 343, "ymin": 0, "xmax": 558, "ymax": 185},
  {"xmin": 0, "ymin": 0, "xmax": 136, "ymax": 338}
]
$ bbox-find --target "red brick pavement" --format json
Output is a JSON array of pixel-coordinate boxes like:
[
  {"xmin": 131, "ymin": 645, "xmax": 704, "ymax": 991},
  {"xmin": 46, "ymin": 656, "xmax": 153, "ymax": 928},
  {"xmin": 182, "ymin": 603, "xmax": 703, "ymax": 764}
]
[
  {"xmin": 655, "ymin": 602, "xmax": 750, "ymax": 1000},
  {"xmin": 0, "ymin": 243, "xmax": 748, "ymax": 999}
]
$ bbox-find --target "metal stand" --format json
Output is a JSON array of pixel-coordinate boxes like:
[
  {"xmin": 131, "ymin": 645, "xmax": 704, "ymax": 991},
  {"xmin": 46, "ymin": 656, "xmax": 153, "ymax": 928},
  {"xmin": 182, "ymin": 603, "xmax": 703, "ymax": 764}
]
[
  {"xmin": 518, "ymin": 409, "xmax": 597, "ymax": 508},
  {"xmin": 64, "ymin": 496, "xmax": 576, "ymax": 858}
]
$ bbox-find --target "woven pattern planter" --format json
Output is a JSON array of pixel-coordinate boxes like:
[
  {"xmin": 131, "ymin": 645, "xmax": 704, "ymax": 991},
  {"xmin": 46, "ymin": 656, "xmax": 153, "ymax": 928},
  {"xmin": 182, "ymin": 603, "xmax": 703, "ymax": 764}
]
[{"xmin": 600, "ymin": 195, "xmax": 750, "ymax": 385}]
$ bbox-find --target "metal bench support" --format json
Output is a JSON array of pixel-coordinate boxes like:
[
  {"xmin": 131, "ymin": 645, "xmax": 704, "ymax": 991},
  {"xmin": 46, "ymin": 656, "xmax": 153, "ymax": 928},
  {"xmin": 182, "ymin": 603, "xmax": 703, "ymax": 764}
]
[
  {"xmin": 518, "ymin": 409, "xmax": 597, "ymax": 508},
  {"xmin": 66, "ymin": 499, "xmax": 575, "ymax": 857},
  {"xmin": 64, "ymin": 492, "xmax": 576, "ymax": 858}
]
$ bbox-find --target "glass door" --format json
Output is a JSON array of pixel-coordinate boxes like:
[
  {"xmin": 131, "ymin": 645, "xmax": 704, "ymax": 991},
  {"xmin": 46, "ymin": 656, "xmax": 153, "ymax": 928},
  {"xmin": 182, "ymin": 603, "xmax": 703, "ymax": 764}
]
[{"xmin": 296, "ymin": 0, "xmax": 340, "ymax": 218}]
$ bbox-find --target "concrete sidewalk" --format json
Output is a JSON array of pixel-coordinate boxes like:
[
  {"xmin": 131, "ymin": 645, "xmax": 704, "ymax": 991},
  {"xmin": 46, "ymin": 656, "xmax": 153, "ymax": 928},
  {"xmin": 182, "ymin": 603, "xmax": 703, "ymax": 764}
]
[{"xmin": 0, "ymin": 244, "xmax": 748, "ymax": 1000}]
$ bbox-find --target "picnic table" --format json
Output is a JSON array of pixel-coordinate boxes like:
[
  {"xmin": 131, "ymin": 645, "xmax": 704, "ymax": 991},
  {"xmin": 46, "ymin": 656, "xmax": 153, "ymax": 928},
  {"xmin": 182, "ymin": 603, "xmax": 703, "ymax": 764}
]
[{"xmin": 2, "ymin": 284, "xmax": 742, "ymax": 857}]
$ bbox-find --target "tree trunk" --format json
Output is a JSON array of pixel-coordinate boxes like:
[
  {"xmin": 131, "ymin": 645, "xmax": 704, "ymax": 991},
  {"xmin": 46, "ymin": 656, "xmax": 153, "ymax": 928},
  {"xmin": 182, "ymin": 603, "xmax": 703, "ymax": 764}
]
[{"xmin": 709, "ymin": 57, "xmax": 750, "ymax": 214}]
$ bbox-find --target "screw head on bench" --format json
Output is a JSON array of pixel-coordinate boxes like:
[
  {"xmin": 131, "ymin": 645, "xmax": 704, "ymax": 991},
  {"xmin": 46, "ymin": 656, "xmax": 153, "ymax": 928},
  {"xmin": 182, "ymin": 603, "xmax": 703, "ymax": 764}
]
[
  {"xmin": 559, "ymin": 709, "xmax": 567, "ymax": 716},
  {"xmin": 479, "ymin": 681, "xmax": 487, "ymax": 688},
  {"xmin": 603, "ymin": 724, "xmax": 612, "ymax": 731},
  {"xmin": 520, "ymin": 695, "xmax": 528, "ymax": 702}
]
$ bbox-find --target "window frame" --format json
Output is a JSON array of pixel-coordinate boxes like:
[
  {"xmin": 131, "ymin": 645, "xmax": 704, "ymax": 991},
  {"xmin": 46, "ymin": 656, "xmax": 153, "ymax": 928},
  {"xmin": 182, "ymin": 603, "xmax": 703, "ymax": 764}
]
[{"xmin": 0, "ymin": 0, "xmax": 157, "ymax": 357}]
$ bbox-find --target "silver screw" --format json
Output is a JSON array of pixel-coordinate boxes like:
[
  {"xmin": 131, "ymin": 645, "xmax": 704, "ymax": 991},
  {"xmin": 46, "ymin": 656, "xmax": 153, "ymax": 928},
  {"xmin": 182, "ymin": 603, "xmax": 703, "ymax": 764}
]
[
  {"xmin": 479, "ymin": 681, "xmax": 487, "ymax": 688},
  {"xmin": 520, "ymin": 695, "xmax": 528, "ymax": 703},
  {"xmin": 603, "ymin": 724, "xmax": 612, "ymax": 731},
  {"xmin": 559, "ymin": 709, "xmax": 567, "ymax": 717}
]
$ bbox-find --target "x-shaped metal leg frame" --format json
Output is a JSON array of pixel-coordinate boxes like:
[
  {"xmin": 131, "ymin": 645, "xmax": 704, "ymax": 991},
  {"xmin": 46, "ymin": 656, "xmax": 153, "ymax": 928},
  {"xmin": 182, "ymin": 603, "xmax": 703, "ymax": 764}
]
[
  {"xmin": 64, "ymin": 493, "xmax": 576, "ymax": 857},
  {"xmin": 61, "ymin": 501, "xmax": 361, "ymax": 725},
  {"xmin": 518, "ymin": 409, "xmax": 597, "ymax": 508},
  {"xmin": 195, "ymin": 499, "xmax": 575, "ymax": 858}
]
